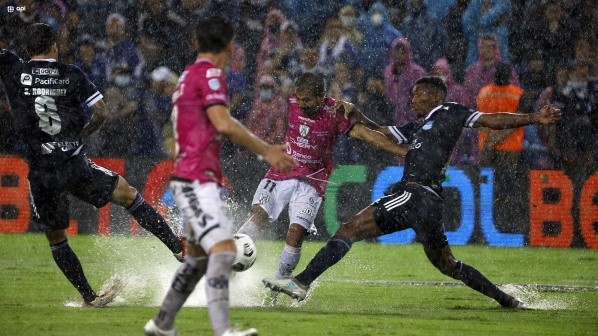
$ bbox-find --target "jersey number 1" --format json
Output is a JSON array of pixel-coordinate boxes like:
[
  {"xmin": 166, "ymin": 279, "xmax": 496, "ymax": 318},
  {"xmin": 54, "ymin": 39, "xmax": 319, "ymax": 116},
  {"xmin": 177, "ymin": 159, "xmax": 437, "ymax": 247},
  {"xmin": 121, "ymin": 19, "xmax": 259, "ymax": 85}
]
[{"xmin": 34, "ymin": 95, "xmax": 62, "ymax": 135}]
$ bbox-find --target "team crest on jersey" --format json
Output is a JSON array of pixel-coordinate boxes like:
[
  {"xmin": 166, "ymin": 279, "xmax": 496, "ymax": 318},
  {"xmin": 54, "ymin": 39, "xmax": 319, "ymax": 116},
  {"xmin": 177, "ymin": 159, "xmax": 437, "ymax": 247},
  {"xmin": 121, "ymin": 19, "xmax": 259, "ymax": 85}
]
[
  {"xmin": 299, "ymin": 124, "xmax": 310, "ymax": 137},
  {"xmin": 206, "ymin": 68, "xmax": 222, "ymax": 78},
  {"xmin": 422, "ymin": 120, "xmax": 434, "ymax": 130},
  {"xmin": 20, "ymin": 73, "xmax": 32, "ymax": 86},
  {"xmin": 208, "ymin": 78, "xmax": 221, "ymax": 91}
]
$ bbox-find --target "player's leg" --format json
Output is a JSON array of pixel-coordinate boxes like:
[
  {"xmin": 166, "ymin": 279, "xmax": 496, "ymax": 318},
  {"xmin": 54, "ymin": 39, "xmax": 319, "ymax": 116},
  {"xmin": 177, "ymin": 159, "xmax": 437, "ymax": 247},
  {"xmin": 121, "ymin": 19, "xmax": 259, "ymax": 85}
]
[
  {"xmin": 110, "ymin": 175, "xmax": 183, "ymax": 257},
  {"xmin": 276, "ymin": 182, "xmax": 322, "ymax": 279},
  {"xmin": 236, "ymin": 204, "xmax": 269, "ymax": 237},
  {"xmin": 30, "ymin": 167, "xmax": 98, "ymax": 304},
  {"xmin": 294, "ymin": 205, "xmax": 382, "ymax": 286},
  {"xmin": 423, "ymin": 243, "xmax": 521, "ymax": 308}
]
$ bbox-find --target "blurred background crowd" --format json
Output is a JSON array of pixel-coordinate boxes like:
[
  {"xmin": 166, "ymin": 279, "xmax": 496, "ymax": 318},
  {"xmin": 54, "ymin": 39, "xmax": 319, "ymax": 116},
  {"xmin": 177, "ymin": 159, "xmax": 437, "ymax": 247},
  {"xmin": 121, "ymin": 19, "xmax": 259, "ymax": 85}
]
[{"xmin": 0, "ymin": 0, "xmax": 596, "ymax": 237}]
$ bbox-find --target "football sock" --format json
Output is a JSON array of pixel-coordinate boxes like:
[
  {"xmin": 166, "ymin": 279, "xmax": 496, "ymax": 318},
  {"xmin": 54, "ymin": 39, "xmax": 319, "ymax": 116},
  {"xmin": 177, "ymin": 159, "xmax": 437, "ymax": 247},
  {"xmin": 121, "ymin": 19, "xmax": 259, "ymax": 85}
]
[
  {"xmin": 155, "ymin": 256, "xmax": 208, "ymax": 330},
  {"xmin": 126, "ymin": 193, "xmax": 183, "ymax": 254},
  {"xmin": 295, "ymin": 235, "xmax": 352, "ymax": 286},
  {"xmin": 237, "ymin": 219, "xmax": 259, "ymax": 238},
  {"xmin": 205, "ymin": 251, "xmax": 235, "ymax": 336},
  {"xmin": 450, "ymin": 261, "xmax": 512, "ymax": 306},
  {"xmin": 276, "ymin": 244, "xmax": 301, "ymax": 279},
  {"xmin": 50, "ymin": 240, "xmax": 96, "ymax": 302}
]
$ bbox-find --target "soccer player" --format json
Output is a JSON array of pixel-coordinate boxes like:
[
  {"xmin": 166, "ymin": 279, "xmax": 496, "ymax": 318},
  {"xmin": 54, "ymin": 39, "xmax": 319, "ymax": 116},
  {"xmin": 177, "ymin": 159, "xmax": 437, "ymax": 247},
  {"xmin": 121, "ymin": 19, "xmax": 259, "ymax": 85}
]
[
  {"xmin": 237, "ymin": 72, "xmax": 407, "ymax": 305},
  {"xmin": 0, "ymin": 23, "xmax": 185, "ymax": 307},
  {"xmin": 263, "ymin": 76, "xmax": 562, "ymax": 308},
  {"xmin": 144, "ymin": 17, "xmax": 297, "ymax": 336}
]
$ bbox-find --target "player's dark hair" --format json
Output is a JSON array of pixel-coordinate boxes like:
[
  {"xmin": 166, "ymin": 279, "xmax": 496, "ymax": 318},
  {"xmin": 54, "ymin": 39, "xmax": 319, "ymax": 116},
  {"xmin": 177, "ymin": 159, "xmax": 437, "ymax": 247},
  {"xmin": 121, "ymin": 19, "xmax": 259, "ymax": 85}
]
[
  {"xmin": 26, "ymin": 23, "xmax": 57, "ymax": 56},
  {"xmin": 195, "ymin": 16, "xmax": 234, "ymax": 53},
  {"xmin": 295, "ymin": 72, "xmax": 326, "ymax": 96},
  {"xmin": 415, "ymin": 76, "xmax": 447, "ymax": 98}
]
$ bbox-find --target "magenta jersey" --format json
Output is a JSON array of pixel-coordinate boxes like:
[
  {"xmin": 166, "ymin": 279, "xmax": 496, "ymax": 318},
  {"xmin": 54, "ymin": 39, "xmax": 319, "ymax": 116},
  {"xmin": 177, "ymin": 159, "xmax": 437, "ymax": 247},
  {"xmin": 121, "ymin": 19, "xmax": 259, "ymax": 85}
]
[
  {"xmin": 265, "ymin": 95, "xmax": 356, "ymax": 196},
  {"xmin": 171, "ymin": 58, "xmax": 228, "ymax": 184}
]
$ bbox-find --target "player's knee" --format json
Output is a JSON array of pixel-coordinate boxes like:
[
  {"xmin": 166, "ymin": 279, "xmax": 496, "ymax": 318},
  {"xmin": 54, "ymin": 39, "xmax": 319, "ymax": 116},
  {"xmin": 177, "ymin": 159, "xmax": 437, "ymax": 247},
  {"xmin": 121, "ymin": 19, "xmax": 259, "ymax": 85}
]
[
  {"xmin": 250, "ymin": 205, "xmax": 269, "ymax": 225},
  {"xmin": 45, "ymin": 230, "xmax": 67, "ymax": 244},
  {"xmin": 432, "ymin": 258, "xmax": 457, "ymax": 276},
  {"xmin": 286, "ymin": 224, "xmax": 308, "ymax": 247}
]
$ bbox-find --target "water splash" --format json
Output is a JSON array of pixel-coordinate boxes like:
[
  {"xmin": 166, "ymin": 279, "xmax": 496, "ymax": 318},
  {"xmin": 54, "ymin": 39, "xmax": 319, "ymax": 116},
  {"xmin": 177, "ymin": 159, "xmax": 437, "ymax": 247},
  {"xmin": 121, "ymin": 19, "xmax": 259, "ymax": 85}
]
[{"xmin": 500, "ymin": 284, "xmax": 574, "ymax": 310}]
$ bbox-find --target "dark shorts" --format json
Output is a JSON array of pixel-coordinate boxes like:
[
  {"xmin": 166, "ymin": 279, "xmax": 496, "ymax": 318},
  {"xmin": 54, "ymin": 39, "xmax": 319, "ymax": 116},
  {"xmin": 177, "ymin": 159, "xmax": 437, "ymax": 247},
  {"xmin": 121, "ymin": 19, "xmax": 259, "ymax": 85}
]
[
  {"xmin": 28, "ymin": 154, "xmax": 119, "ymax": 232},
  {"xmin": 373, "ymin": 183, "xmax": 448, "ymax": 249}
]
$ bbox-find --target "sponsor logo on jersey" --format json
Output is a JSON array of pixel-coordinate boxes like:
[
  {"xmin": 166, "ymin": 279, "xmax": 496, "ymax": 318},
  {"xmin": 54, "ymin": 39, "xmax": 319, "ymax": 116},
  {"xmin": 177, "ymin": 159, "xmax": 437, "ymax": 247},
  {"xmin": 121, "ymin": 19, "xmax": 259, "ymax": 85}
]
[
  {"xmin": 20, "ymin": 73, "xmax": 32, "ymax": 86},
  {"xmin": 408, "ymin": 140, "xmax": 422, "ymax": 150},
  {"xmin": 208, "ymin": 78, "xmax": 221, "ymax": 91},
  {"xmin": 206, "ymin": 93, "xmax": 226, "ymax": 101},
  {"xmin": 34, "ymin": 77, "xmax": 70, "ymax": 85},
  {"xmin": 293, "ymin": 137, "xmax": 316, "ymax": 149},
  {"xmin": 32, "ymin": 67, "xmax": 59, "ymax": 76},
  {"xmin": 298, "ymin": 116, "xmax": 315, "ymax": 123},
  {"xmin": 299, "ymin": 124, "xmax": 310, "ymax": 137},
  {"xmin": 422, "ymin": 120, "xmax": 434, "ymax": 130},
  {"xmin": 300, "ymin": 208, "xmax": 314, "ymax": 216},
  {"xmin": 206, "ymin": 68, "xmax": 222, "ymax": 78}
]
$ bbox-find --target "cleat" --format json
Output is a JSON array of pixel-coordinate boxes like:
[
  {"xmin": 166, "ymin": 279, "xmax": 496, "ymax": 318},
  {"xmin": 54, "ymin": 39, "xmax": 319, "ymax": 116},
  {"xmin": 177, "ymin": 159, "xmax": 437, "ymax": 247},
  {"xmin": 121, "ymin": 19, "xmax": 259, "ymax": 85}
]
[
  {"xmin": 262, "ymin": 277, "xmax": 307, "ymax": 301},
  {"xmin": 261, "ymin": 290, "xmax": 281, "ymax": 307},
  {"xmin": 84, "ymin": 276, "xmax": 125, "ymax": 307},
  {"xmin": 143, "ymin": 319, "xmax": 179, "ymax": 336},
  {"xmin": 501, "ymin": 296, "xmax": 526, "ymax": 309},
  {"xmin": 173, "ymin": 237, "xmax": 186, "ymax": 262},
  {"xmin": 222, "ymin": 327, "xmax": 258, "ymax": 336}
]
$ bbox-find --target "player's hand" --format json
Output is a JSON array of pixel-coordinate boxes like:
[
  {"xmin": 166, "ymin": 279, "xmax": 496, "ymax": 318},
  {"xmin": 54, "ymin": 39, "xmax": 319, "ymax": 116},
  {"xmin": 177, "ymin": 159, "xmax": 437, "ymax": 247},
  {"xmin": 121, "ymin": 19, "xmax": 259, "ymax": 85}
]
[
  {"xmin": 331, "ymin": 100, "xmax": 357, "ymax": 119},
  {"xmin": 536, "ymin": 104, "xmax": 561, "ymax": 124},
  {"xmin": 264, "ymin": 144, "xmax": 299, "ymax": 173}
]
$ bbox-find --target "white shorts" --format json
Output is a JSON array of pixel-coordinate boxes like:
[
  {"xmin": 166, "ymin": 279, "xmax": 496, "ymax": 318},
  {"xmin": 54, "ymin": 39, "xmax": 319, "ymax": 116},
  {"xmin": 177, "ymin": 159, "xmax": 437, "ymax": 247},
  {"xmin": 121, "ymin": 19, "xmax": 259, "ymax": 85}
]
[
  {"xmin": 251, "ymin": 178, "xmax": 322, "ymax": 234},
  {"xmin": 170, "ymin": 180, "xmax": 233, "ymax": 252}
]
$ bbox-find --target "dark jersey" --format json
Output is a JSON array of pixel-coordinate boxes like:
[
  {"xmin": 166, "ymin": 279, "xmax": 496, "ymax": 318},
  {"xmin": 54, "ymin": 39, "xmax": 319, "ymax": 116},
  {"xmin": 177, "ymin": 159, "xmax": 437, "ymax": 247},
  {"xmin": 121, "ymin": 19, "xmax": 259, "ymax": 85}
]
[
  {"xmin": 388, "ymin": 102, "xmax": 482, "ymax": 192},
  {"xmin": 0, "ymin": 49, "xmax": 102, "ymax": 168}
]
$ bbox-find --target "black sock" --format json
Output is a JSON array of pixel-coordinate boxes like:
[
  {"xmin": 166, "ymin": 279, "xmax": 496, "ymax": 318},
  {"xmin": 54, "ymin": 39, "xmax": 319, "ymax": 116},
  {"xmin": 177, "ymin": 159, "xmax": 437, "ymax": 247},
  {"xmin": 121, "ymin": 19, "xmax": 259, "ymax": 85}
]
[
  {"xmin": 295, "ymin": 235, "xmax": 352, "ymax": 286},
  {"xmin": 451, "ymin": 261, "xmax": 512, "ymax": 306},
  {"xmin": 126, "ymin": 193, "xmax": 183, "ymax": 253},
  {"xmin": 50, "ymin": 240, "xmax": 96, "ymax": 302}
]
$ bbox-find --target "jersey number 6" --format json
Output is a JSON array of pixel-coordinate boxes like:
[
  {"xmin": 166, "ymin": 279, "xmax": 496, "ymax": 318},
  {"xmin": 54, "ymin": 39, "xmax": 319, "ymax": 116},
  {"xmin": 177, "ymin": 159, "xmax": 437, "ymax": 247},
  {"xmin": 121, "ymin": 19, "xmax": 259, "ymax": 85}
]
[{"xmin": 34, "ymin": 95, "xmax": 62, "ymax": 135}]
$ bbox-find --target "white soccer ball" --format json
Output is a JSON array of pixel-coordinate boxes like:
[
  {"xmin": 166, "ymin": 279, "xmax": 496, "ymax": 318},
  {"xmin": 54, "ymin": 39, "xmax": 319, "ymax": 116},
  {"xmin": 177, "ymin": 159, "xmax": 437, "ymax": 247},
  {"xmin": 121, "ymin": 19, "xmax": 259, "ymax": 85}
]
[{"xmin": 232, "ymin": 234, "xmax": 257, "ymax": 272}]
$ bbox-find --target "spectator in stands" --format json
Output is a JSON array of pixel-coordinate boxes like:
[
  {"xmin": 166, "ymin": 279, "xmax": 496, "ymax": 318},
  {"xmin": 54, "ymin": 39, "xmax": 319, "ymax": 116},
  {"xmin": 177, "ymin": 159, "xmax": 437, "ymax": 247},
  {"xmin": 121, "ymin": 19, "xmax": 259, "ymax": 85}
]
[
  {"xmin": 143, "ymin": 66, "xmax": 178, "ymax": 157},
  {"xmin": 73, "ymin": 35, "xmax": 107, "ymax": 93},
  {"xmin": 331, "ymin": 61, "xmax": 360, "ymax": 165},
  {"xmin": 101, "ymin": 13, "xmax": 145, "ymax": 86},
  {"xmin": 183, "ymin": 0, "xmax": 240, "ymax": 23},
  {"xmin": 245, "ymin": 75, "xmax": 288, "ymax": 146},
  {"xmin": 463, "ymin": 0, "xmax": 511, "ymax": 67},
  {"xmin": 463, "ymin": 34, "xmax": 519, "ymax": 107},
  {"xmin": 444, "ymin": 0, "xmax": 470, "ymax": 83},
  {"xmin": 338, "ymin": 5, "xmax": 363, "ymax": 49},
  {"xmin": 1, "ymin": 0, "xmax": 42, "ymax": 56},
  {"xmin": 137, "ymin": 0, "xmax": 187, "ymax": 73},
  {"xmin": 227, "ymin": 41, "xmax": 251, "ymax": 122},
  {"xmin": 383, "ymin": 37, "xmax": 427, "ymax": 126},
  {"xmin": 299, "ymin": 46, "xmax": 325, "ymax": 77},
  {"xmin": 399, "ymin": 0, "xmax": 445, "ymax": 71},
  {"xmin": 432, "ymin": 57, "xmax": 477, "ymax": 166},
  {"xmin": 256, "ymin": 9, "xmax": 286, "ymax": 79},
  {"xmin": 78, "ymin": 0, "xmax": 133, "ymax": 40},
  {"xmin": 317, "ymin": 17, "xmax": 362, "ymax": 82},
  {"xmin": 477, "ymin": 62, "xmax": 526, "ymax": 232},
  {"xmin": 235, "ymin": 0, "xmax": 270, "ymax": 85},
  {"xmin": 274, "ymin": 21, "xmax": 304, "ymax": 82},
  {"xmin": 360, "ymin": 2, "xmax": 402, "ymax": 77}
]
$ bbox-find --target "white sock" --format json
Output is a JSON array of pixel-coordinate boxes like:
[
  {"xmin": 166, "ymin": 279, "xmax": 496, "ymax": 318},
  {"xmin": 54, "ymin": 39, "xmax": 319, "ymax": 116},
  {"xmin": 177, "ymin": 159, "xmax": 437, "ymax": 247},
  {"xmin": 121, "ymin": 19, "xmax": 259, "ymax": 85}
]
[
  {"xmin": 237, "ymin": 219, "xmax": 259, "ymax": 238},
  {"xmin": 205, "ymin": 251, "xmax": 235, "ymax": 336},
  {"xmin": 276, "ymin": 244, "xmax": 301, "ymax": 279}
]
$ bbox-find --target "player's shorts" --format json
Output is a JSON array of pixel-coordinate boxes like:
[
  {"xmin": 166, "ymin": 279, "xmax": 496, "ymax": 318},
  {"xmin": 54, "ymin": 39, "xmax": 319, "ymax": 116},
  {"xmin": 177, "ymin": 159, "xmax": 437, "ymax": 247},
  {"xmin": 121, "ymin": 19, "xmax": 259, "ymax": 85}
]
[
  {"xmin": 251, "ymin": 178, "xmax": 322, "ymax": 235},
  {"xmin": 28, "ymin": 154, "xmax": 119, "ymax": 232},
  {"xmin": 170, "ymin": 179, "xmax": 233, "ymax": 252},
  {"xmin": 372, "ymin": 182, "xmax": 448, "ymax": 249}
]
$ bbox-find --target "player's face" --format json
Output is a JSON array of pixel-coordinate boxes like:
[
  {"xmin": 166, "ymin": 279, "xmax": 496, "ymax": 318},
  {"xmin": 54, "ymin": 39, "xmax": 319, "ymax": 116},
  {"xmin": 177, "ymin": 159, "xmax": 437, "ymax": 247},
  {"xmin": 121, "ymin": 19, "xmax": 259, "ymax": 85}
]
[
  {"xmin": 296, "ymin": 90, "xmax": 323, "ymax": 117},
  {"xmin": 411, "ymin": 84, "xmax": 440, "ymax": 117}
]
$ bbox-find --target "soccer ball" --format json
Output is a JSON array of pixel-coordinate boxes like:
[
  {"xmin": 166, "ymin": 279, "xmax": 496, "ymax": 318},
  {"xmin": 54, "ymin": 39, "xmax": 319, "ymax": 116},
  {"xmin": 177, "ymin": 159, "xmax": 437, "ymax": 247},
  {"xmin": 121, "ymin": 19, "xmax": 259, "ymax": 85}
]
[{"xmin": 232, "ymin": 234, "xmax": 257, "ymax": 272}]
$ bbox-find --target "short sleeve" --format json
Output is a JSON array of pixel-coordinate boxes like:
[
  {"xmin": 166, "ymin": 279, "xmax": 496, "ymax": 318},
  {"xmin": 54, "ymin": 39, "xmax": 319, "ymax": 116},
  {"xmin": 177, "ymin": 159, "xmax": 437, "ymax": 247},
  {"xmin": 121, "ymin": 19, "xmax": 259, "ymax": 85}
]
[
  {"xmin": 442, "ymin": 103, "xmax": 482, "ymax": 128},
  {"xmin": 201, "ymin": 67, "xmax": 228, "ymax": 108},
  {"xmin": 71, "ymin": 65, "xmax": 103, "ymax": 107},
  {"xmin": 388, "ymin": 121, "xmax": 421, "ymax": 143}
]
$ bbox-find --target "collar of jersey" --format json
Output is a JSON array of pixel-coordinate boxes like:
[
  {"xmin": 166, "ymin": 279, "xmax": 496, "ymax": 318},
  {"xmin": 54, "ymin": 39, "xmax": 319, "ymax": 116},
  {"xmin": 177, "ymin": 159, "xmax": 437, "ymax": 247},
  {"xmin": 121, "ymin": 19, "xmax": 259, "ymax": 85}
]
[
  {"xmin": 424, "ymin": 104, "xmax": 444, "ymax": 120},
  {"xmin": 29, "ymin": 58, "xmax": 57, "ymax": 62},
  {"xmin": 195, "ymin": 58, "xmax": 215, "ymax": 66}
]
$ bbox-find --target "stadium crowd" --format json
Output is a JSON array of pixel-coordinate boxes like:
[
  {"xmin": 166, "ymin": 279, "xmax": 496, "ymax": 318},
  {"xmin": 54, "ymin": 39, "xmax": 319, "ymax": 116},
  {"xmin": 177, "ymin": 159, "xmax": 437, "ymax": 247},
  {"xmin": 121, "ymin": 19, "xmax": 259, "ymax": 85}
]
[{"xmin": 0, "ymin": 0, "xmax": 596, "ymax": 237}]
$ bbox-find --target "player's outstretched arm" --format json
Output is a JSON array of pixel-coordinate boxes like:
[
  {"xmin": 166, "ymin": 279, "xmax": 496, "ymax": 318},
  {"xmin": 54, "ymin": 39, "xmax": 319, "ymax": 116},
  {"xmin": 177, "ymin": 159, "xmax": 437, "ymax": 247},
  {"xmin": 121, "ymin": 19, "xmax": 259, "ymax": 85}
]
[
  {"xmin": 348, "ymin": 124, "xmax": 408, "ymax": 156},
  {"xmin": 80, "ymin": 99, "xmax": 108, "ymax": 139},
  {"xmin": 332, "ymin": 100, "xmax": 386, "ymax": 132},
  {"xmin": 474, "ymin": 104, "xmax": 561, "ymax": 130},
  {"xmin": 206, "ymin": 104, "xmax": 298, "ymax": 172}
]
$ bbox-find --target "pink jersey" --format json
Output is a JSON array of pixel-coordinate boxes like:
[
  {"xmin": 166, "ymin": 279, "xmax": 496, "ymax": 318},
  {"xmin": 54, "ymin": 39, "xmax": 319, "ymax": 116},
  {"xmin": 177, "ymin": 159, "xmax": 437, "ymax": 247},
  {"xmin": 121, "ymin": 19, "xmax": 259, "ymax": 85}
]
[
  {"xmin": 171, "ymin": 59, "xmax": 228, "ymax": 184},
  {"xmin": 265, "ymin": 95, "xmax": 355, "ymax": 196}
]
